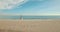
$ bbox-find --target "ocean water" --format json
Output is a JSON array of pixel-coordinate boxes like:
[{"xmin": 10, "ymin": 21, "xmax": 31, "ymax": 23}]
[{"xmin": 0, "ymin": 16, "xmax": 60, "ymax": 19}]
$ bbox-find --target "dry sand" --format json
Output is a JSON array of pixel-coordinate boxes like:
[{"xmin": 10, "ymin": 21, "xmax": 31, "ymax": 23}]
[{"xmin": 0, "ymin": 19, "xmax": 60, "ymax": 32}]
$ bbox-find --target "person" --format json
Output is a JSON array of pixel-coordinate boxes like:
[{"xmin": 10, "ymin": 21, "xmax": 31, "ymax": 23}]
[{"xmin": 20, "ymin": 15, "xmax": 22, "ymax": 20}]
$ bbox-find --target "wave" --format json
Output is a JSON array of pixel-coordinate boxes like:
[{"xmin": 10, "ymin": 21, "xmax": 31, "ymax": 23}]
[{"xmin": 0, "ymin": 16, "xmax": 60, "ymax": 19}]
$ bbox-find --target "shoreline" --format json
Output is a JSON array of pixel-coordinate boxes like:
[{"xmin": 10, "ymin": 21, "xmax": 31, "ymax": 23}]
[{"xmin": 0, "ymin": 19, "xmax": 60, "ymax": 21}]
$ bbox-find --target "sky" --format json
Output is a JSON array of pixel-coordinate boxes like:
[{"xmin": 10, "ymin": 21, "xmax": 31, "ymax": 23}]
[{"xmin": 0, "ymin": 0, "xmax": 60, "ymax": 16}]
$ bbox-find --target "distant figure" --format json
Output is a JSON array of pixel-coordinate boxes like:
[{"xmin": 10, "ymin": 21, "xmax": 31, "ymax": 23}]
[{"xmin": 20, "ymin": 15, "xmax": 23, "ymax": 20}]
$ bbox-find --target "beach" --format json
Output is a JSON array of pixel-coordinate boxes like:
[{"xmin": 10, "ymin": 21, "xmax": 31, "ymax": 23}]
[{"xmin": 0, "ymin": 19, "xmax": 60, "ymax": 32}]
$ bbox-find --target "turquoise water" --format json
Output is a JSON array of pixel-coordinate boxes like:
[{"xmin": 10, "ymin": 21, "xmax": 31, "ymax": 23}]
[{"xmin": 0, "ymin": 16, "xmax": 60, "ymax": 19}]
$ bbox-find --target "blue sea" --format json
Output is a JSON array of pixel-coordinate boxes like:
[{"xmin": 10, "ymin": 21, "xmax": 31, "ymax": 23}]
[{"xmin": 0, "ymin": 16, "xmax": 60, "ymax": 19}]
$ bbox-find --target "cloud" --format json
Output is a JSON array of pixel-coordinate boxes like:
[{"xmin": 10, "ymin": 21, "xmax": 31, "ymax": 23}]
[{"xmin": 0, "ymin": 0, "xmax": 28, "ymax": 10}]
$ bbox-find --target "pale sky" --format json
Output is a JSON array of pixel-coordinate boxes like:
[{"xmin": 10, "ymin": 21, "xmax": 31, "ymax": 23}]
[{"xmin": 0, "ymin": 0, "xmax": 60, "ymax": 16}]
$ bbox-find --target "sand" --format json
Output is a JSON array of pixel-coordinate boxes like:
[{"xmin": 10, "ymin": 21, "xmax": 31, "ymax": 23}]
[{"xmin": 0, "ymin": 19, "xmax": 60, "ymax": 32}]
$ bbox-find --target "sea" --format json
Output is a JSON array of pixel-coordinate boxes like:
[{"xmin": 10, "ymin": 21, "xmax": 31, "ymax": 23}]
[{"xmin": 0, "ymin": 16, "xmax": 60, "ymax": 19}]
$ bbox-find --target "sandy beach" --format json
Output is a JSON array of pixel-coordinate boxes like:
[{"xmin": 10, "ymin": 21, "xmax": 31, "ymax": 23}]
[{"xmin": 0, "ymin": 19, "xmax": 60, "ymax": 32}]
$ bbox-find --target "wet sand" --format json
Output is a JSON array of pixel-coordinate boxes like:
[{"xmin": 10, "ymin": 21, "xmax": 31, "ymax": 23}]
[{"xmin": 0, "ymin": 19, "xmax": 60, "ymax": 32}]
